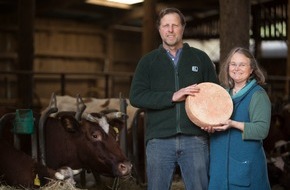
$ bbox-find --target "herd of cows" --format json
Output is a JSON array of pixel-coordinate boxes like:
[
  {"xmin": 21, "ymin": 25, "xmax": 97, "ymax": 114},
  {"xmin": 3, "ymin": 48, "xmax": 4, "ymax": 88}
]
[
  {"xmin": 0, "ymin": 94, "xmax": 139, "ymax": 189},
  {"xmin": 1, "ymin": 93, "xmax": 290, "ymax": 189},
  {"xmin": 263, "ymin": 99, "xmax": 290, "ymax": 189}
]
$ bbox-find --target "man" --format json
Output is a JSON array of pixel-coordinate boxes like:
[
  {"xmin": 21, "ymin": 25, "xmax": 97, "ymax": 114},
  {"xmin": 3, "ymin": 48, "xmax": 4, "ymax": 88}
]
[{"xmin": 129, "ymin": 7, "xmax": 218, "ymax": 190}]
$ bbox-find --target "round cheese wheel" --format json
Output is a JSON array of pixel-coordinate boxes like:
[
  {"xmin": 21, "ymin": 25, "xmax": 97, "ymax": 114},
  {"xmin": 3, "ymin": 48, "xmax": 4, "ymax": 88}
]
[{"xmin": 185, "ymin": 82, "xmax": 233, "ymax": 128}]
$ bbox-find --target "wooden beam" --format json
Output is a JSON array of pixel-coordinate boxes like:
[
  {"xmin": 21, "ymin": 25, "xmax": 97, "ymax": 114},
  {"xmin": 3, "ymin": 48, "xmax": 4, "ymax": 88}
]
[
  {"xmin": 17, "ymin": 0, "xmax": 35, "ymax": 108},
  {"xmin": 219, "ymin": 0, "xmax": 250, "ymax": 63},
  {"xmin": 142, "ymin": 0, "xmax": 157, "ymax": 54},
  {"xmin": 286, "ymin": 0, "xmax": 290, "ymax": 95}
]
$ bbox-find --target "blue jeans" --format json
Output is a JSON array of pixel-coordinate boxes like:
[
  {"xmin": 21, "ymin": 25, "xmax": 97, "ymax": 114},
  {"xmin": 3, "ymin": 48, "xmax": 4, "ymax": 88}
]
[{"xmin": 146, "ymin": 135, "xmax": 209, "ymax": 190}]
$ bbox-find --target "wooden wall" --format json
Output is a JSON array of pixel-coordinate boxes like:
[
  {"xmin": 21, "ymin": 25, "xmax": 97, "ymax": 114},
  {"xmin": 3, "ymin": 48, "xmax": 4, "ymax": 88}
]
[
  {"xmin": 0, "ymin": 16, "xmax": 142, "ymax": 108},
  {"xmin": 0, "ymin": 14, "xmax": 287, "ymax": 108}
]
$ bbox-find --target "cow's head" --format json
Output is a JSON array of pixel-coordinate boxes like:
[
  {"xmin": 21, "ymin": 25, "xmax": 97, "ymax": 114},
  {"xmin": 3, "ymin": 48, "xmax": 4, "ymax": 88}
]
[
  {"xmin": 88, "ymin": 110, "xmax": 128, "ymax": 142},
  {"xmin": 59, "ymin": 114, "xmax": 132, "ymax": 177}
]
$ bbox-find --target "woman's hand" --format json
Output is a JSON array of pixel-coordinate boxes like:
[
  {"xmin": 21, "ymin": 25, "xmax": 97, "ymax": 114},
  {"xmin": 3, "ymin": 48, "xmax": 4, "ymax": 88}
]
[
  {"xmin": 211, "ymin": 120, "xmax": 244, "ymax": 132},
  {"xmin": 201, "ymin": 126, "xmax": 216, "ymax": 133},
  {"xmin": 201, "ymin": 120, "xmax": 233, "ymax": 133},
  {"xmin": 212, "ymin": 121, "xmax": 231, "ymax": 131}
]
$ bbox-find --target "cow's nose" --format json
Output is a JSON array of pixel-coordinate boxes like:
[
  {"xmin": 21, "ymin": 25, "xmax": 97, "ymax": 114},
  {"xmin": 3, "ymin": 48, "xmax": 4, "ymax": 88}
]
[{"xmin": 118, "ymin": 161, "xmax": 132, "ymax": 176}]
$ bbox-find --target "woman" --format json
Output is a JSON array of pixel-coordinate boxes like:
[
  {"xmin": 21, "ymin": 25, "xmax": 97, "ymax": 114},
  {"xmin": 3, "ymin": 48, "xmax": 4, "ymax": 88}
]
[{"xmin": 204, "ymin": 47, "xmax": 271, "ymax": 189}]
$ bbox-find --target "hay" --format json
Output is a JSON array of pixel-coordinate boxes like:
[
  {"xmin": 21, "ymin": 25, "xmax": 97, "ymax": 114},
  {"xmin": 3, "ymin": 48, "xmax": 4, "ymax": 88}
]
[
  {"xmin": 0, "ymin": 179, "xmax": 85, "ymax": 190},
  {"xmin": 0, "ymin": 185, "xmax": 22, "ymax": 190},
  {"xmin": 39, "ymin": 180, "xmax": 85, "ymax": 190}
]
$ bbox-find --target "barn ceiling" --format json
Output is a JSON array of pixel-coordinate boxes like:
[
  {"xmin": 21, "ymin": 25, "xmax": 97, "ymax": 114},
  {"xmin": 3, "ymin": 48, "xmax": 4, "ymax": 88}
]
[{"xmin": 0, "ymin": 0, "xmax": 278, "ymax": 37}]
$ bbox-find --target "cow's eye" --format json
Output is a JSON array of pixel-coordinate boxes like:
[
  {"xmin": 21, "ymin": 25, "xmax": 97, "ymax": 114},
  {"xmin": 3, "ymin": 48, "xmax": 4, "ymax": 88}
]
[{"xmin": 92, "ymin": 131, "xmax": 102, "ymax": 141}]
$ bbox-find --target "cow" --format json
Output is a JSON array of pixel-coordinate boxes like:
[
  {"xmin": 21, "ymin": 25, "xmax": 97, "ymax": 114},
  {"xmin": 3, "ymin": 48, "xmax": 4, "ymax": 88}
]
[
  {"xmin": 54, "ymin": 109, "xmax": 126, "ymax": 143},
  {"xmin": 281, "ymin": 103, "xmax": 290, "ymax": 140},
  {"xmin": 42, "ymin": 95, "xmax": 141, "ymax": 183},
  {"xmin": 0, "ymin": 110, "xmax": 132, "ymax": 185},
  {"xmin": 126, "ymin": 109, "xmax": 146, "ymax": 184},
  {"xmin": 263, "ymin": 102, "xmax": 290, "ymax": 188},
  {"xmin": 263, "ymin": 113, "xmax": 287, "ymax": 154},
  {"xmin": 264, "ymin": 102, "xmax": 290, "ymax": 154},
  {"xmin": 266, "ymin": 140, "xmax": 290, "ymax": 189},
  {"xmin": 43, "ymin": 113, "xmax": 132, "ymax": 178},
  {"xmin": 0, "ymin": 139, "xmax": 81, "ymax": 188},
  {"xmin": 0, "ymin": 106, "xmax": 15, "ymax": 117},
  {"xmin": 47, "ymin": 95, "xmax": 139, "ymax": 129}
]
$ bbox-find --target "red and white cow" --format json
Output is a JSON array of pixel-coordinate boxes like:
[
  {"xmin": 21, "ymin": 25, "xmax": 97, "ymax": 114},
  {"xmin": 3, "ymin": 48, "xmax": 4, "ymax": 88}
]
[
  {"xmin": 0, "ymin": 110, "xmax": 132, "ymax": 181},
  {"xmin": 0, "ymin": 139, "xmax": 81, "ymax": 188}
]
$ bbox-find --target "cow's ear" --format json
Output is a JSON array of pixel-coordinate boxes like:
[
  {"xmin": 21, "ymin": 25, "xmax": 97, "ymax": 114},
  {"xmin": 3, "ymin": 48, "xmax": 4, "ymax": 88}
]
[{"xmin": 60, "ymin": 115, "xmax": 79, "ymax": 132}]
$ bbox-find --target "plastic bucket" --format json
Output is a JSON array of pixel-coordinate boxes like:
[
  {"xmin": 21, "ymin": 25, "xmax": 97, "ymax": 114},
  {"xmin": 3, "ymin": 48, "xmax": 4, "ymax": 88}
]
[{"xmin": 13, "ymin": 109, "xmax": 34, "ymax": 134}]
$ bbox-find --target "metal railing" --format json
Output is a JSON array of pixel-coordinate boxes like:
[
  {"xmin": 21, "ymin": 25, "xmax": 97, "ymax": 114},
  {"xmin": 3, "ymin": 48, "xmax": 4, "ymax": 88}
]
[{"xmin": 0, "ymin": 70, "xmax": 134, "ymax": 109}]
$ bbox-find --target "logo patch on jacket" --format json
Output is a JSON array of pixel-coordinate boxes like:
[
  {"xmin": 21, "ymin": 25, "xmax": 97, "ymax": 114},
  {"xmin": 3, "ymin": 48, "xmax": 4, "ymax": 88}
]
[{"xmin": 192, "ymin": 66, "xmax": 198, "ymax": 72}]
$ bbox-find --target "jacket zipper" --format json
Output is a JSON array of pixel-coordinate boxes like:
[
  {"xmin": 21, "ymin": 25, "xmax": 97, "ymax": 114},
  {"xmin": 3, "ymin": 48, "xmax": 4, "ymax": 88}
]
[
  {"xmin": 167, "ymin": 50, "xmax": 182, "ymax": 133},
  {"xmin": 174, "ymin": 60, "xmax": 181, "ymax": 133}
]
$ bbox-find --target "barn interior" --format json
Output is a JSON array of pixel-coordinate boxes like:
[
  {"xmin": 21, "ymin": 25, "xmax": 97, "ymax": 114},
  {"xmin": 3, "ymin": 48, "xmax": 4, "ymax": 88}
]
[
  {"xmin": 0, "ymin": 0, "xmax": 289, "ymax": 189},
  {"xmin": 0, "ymin": 0, "xmax": 288, "ymax": 108}
]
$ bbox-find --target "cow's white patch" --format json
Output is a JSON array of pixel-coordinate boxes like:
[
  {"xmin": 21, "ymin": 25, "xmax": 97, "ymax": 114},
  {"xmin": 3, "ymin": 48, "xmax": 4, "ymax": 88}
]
[
  {"xmin": 55, "ymin": 167, "xmax": 82, "ymax": 185},
  {"xmin": 99, "ymin": 116, "xmax": 109, "ymax": 134},
  {"xmin": 84, "ymin": 113, "xmax": 109, "ymax": 134}
]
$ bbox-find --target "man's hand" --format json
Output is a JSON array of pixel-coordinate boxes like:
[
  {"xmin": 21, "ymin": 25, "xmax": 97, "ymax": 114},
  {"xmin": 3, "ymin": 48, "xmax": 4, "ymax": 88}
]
[{"xmin": 172, "ymin": 84, "xmax": 200, "ymax": 102}]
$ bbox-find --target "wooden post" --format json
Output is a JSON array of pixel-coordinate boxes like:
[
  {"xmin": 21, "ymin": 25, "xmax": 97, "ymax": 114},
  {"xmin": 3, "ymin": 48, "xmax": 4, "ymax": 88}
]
[
  {"xmin": 142, "ymin": 0, "xmax": 158, "ymax": 55},
  {"xmin": 252, "ymin": 6, "xmax": 262, "ymax": 60},
  {"xmin": 219, "ymin": 0, "xmax": 250, "ymax": 63},
  {"xmin": 106, "ymin": 28, "xmax": 114, "ymax": 97},
  {"xmin": 17, "ymin": 0, "xmax": 35, "ymax": 108},
  {"xmin": 286, "ymin": 0, "xmax": 290, "ymax": 96}
]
